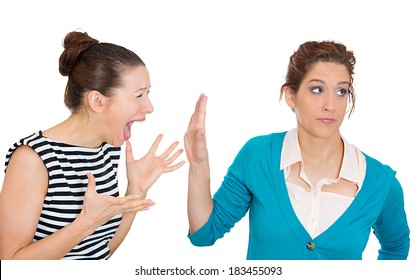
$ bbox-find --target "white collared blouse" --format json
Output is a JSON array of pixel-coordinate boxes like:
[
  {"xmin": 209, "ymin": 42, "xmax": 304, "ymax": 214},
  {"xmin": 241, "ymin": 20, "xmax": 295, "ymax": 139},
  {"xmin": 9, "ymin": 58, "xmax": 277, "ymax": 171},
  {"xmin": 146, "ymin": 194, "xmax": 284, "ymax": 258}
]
[{"xmin": 280, "ymin": 129, "xmax": 367, "ymax": 238}]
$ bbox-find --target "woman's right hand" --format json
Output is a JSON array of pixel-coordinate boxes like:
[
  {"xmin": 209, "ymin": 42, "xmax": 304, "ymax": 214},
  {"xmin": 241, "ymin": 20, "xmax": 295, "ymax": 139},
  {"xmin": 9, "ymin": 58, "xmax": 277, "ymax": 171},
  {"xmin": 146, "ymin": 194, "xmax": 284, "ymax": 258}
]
[
  {"xmin": 184, "ymin": 94, "xmax": 209, "ymax": 164},
  {"xmin": 184, "ymin": 94, "xmax": 213, "ymax": 233},
  {"xmin": 78, "ymin": 172, "xmax": 154, "ymax": 231}
]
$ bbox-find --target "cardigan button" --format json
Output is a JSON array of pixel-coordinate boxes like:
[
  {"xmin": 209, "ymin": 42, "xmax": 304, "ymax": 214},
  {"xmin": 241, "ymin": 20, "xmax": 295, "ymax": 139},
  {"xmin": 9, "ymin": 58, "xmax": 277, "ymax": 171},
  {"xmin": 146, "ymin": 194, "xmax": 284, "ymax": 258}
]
[{"xmin": 306, "ymin": 241, "xmax": 315, "ymax": 250}]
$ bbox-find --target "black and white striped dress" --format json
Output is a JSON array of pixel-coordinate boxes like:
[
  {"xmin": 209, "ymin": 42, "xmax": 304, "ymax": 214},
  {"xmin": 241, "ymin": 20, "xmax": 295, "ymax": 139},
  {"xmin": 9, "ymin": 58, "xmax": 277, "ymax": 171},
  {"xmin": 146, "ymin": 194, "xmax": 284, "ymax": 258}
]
[{"xmin": 4, "ymin": 131, "xmax": 123, "ymax": 260}]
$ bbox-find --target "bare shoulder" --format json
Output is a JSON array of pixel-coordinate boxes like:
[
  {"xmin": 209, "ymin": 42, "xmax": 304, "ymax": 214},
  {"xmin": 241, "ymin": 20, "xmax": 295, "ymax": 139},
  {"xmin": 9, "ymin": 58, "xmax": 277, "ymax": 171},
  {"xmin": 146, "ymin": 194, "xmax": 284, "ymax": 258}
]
[
  {"xmin": 7, "ymin": 145, "xmax": 47, "ymax": 173},
  {"xmin": 3, "ymin": 145, "xmax": 48, "ymax": 195},
  {"xmin": 0, "ymin": 145, "xmax": 49, "ymax": 259}
]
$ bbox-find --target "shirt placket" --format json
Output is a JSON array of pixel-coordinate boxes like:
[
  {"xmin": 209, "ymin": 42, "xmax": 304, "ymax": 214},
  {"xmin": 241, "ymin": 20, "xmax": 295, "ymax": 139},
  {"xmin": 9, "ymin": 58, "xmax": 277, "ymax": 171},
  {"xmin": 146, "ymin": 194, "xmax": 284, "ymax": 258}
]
[{"xmin": 299, "ymin": 163, "xmax": 327, "ymax": 238}]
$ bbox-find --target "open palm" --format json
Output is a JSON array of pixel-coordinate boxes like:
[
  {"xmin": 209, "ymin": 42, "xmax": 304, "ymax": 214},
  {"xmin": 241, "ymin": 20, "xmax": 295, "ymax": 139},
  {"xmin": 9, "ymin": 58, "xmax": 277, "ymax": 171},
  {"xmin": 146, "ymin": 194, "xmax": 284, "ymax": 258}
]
[
  {"xmin": 184, "ymin": 94, "xmax": 209, "ymax": 164},
  {"xmin": 125, "ymin": 134, "xmax": 185, "ymax": 198}
]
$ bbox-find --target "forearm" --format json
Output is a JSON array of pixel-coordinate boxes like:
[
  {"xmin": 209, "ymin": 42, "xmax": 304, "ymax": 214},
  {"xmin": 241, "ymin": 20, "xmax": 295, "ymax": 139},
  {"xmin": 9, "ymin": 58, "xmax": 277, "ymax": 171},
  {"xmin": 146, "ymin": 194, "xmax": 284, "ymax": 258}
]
[
  {"xmin": 6, "ymin": 217, "xmax": 94, "ymax": 260},
  {"xmin": 107, "ymin": 183, "xmax": 145, "ymax": 257},
  {"xmin": 187, "ymin": 161, "xmax": 213, "ymax": 234},
  {"xmin": 108, "ymin": 212, "xmax": 137, "ymax": 258}
]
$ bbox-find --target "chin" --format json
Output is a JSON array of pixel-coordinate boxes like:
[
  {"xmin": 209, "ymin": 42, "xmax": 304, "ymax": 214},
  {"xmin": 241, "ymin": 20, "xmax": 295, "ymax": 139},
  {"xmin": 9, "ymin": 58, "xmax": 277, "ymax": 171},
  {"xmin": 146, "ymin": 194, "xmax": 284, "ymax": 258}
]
[
  {"xmin": 107, "ymin": 135, "xmax": 126, "ymax": 147},
  {"xmin": 112, "ymin": 141, "xmax": 125, "ymax": 147},
  {"xmin": 318, "ymin": 129, "xmax": 341, "ymax": 140}
]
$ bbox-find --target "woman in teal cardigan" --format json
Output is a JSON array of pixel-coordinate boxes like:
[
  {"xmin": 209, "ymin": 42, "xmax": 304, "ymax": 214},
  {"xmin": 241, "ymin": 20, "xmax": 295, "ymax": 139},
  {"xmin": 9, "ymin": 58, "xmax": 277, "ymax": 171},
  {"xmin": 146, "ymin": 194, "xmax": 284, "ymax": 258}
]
[{"xmin": 184, "ymin": 41, "xmax": 410, "ymax": 259}]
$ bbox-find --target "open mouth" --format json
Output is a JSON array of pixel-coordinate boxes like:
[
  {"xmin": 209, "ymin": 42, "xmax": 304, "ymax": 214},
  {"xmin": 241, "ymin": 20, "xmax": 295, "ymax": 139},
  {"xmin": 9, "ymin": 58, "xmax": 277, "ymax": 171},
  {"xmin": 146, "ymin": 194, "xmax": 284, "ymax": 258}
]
[
  {"xmin": 123, "ymin": 121, "xmax": 133, "ymax": 141},
  {"xmin": 123, "ymin": 119, "xmax": 146, "ymax": 141}
]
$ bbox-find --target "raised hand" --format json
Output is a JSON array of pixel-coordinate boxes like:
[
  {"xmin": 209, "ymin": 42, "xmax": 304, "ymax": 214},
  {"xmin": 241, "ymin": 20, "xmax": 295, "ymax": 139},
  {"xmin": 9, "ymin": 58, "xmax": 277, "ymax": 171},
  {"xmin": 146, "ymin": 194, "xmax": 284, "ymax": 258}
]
[
  {"xmin": 185, "ymin": 94, "xmax": 213, "ymax": 233},
  {"xmin": 79, "ymin": 172, "xmax": 154, "ymax": 230},
  {"xmin": 125, "ymin": 134, "xmax": 185, "ymax": 198},
  {"xmin": 184, "ymin": 94, "xmax": 209, "ymax": 164}
]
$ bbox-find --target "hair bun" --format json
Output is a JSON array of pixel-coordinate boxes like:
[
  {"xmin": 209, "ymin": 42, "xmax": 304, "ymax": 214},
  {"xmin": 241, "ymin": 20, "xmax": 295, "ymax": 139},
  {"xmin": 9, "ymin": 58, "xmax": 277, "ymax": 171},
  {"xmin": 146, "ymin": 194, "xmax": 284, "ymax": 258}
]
[{"xmin": 59, "ymin": 31, "xmax": 99, "ymax": 76}]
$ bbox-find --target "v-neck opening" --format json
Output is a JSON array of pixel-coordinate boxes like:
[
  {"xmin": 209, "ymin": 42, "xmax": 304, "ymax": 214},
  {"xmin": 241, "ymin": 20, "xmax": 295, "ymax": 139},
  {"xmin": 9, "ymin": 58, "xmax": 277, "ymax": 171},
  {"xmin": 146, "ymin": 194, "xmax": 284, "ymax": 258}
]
[{"xmin": 271, "ymin": 133, "xmax": 377, "ymax": 244}]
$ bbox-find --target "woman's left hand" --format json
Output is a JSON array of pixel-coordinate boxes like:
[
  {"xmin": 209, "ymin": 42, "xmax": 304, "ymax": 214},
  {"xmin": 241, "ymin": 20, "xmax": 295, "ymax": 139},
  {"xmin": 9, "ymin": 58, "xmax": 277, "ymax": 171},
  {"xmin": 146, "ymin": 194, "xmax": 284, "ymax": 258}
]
[{"xmin": 125, "ymin": 134, "xmax": 185, "ymax": 198}]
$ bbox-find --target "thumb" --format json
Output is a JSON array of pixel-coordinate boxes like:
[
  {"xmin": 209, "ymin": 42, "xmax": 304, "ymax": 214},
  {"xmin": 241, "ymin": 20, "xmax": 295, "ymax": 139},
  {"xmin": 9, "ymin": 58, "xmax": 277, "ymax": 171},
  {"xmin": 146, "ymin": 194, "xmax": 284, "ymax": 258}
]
[
  {"xmin": 125, "ymin": 140, "xmax": 134, "ymax": 163},
  {"xmin": 86, "ymin": 172, "xmax": 97, "ymax": 194}
]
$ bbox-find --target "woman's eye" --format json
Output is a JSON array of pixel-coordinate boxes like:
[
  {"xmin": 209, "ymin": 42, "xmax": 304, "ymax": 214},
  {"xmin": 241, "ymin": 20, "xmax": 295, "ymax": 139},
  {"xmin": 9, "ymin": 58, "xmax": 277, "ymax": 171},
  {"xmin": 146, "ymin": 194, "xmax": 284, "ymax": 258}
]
[
  {"xmin": 311, "ymin": 87, "xmax": 323, "ymax": 94},
  {"xmin": 336, "ymin": 89, "xmax": 347, "ymax": 96},
  {"xmin": 136, "ymin": 90, "xmax": 150, "ymax": 98}
]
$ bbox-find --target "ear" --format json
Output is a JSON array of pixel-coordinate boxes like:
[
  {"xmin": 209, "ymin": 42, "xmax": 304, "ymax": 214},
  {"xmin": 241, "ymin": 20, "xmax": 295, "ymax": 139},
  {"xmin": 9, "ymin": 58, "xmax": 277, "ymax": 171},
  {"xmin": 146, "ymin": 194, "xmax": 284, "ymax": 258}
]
[
  {"xmin": 283, "ymin": 86, "xmax": 296, "ymax": 110},
  {"xmin": 87, "ymin": 90, "xmax": 107, "ymax": 113}
]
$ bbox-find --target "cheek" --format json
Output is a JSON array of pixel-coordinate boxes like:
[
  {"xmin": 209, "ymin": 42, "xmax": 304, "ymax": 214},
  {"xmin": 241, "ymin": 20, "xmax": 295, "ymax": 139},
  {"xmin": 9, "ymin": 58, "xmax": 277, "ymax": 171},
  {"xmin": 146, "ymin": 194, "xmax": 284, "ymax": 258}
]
[
  {"xmin": 102, "ymin": 110, "xmax": 128, "ymax": 133},
  {"xmin": 109, "ymin": 103, "xmax": 134, "ymax": 120},
  {"xmin": 338, "ymin": 98, "xmax": 349, "ymax": 112},
  {"xmin": 293, "ymin": 106, "xmax": 308, "ymax": 125},
  {"xmin": 296, "ymin": 100, "xmax": 313, "ymax": 116}
]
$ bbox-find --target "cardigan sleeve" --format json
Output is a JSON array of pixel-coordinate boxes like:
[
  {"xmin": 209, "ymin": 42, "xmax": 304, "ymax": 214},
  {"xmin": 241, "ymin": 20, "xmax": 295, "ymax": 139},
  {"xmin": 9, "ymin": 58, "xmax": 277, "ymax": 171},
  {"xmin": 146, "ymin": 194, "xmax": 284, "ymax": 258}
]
[
  {"xmin": 188, "ymin": 138, "xmax": 256, "ymax": 246},
  {"xmin": 373, "ymin": 165, "xmax": 410, "ymax": 260}
]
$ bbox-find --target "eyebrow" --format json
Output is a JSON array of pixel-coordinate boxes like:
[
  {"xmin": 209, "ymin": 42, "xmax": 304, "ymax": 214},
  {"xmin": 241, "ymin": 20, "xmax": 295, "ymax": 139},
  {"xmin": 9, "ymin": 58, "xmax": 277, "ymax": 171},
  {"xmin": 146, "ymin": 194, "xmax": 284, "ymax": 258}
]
[
  {"xmin": 307, "ymin": 79, "xmax": 349, "ymax": 85},
  {"xmin": 134, "ymin": 85, "xmax": 151, "ymax": 93}
]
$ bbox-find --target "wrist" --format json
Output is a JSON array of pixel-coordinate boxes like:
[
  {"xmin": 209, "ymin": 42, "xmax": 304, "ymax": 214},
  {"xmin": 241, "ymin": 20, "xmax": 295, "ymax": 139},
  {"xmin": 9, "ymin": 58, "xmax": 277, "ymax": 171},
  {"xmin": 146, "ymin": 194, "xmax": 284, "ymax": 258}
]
[
  {"xmin": 126, "ymin": 184, "xmax": 147, "ymax": 199},
  {"xmin": 73, "ymin": 212, "xmax": 97, "ymax": 237},
  {"xmin": 189, "ymin": 161, "xmax": 210, "ymax": 173}
]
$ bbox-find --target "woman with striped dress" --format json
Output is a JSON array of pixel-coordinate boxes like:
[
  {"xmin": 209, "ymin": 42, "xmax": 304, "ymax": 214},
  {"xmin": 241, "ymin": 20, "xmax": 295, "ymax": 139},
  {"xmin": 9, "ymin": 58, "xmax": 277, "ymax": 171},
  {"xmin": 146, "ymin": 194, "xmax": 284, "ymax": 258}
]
[{"xmin": 0, "ymin": 31, "xmax": 185, "ymax": 259}]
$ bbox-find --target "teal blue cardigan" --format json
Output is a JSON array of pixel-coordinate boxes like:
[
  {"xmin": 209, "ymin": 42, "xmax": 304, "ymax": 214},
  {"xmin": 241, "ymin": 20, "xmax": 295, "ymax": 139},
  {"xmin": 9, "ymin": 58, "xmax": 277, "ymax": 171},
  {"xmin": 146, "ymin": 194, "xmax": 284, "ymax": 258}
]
[{"xmin": 188, "ymin": 132, "xmax": 410, "ymax": 259}]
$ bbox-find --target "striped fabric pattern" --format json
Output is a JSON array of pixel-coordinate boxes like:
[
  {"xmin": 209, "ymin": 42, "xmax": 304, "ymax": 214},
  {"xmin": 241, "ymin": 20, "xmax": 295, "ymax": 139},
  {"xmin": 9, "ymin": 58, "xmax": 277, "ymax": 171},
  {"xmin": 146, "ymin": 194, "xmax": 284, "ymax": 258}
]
[{"xmin": 4, "ymin": 131, "xmax": 122, "ymax": 260}]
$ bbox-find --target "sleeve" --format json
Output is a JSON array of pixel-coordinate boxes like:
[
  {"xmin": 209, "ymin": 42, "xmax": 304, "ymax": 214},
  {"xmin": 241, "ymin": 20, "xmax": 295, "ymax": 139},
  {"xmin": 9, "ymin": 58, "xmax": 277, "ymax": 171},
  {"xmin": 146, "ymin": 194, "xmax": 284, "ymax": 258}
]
[
  {"xmin": 373, "ymin": 166, "xmax": 410, "ymax": 260},
  {"xmin": 188, "ymin": 138, "xmax": 257, "ymax": 246}
]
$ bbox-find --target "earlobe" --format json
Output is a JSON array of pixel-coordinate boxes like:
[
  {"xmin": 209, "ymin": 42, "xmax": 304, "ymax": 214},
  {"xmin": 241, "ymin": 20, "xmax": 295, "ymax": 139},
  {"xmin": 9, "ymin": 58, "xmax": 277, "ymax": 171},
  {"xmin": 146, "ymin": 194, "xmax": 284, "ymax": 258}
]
[{"xmin": 88, "ymin": 90, "xmax": 105, "ymax": 113}]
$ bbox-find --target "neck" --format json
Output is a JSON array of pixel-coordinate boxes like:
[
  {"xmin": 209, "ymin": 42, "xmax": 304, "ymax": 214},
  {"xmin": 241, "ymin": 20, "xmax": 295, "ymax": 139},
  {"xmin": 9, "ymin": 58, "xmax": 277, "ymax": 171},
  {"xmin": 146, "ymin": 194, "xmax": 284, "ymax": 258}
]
[
  {"xmin": 43, "ymin": 111, "xmax": 104, "ymax": 148},
  {"xmin": 297, "ymin": 128, "xmax": 344, "ymax": 167}
]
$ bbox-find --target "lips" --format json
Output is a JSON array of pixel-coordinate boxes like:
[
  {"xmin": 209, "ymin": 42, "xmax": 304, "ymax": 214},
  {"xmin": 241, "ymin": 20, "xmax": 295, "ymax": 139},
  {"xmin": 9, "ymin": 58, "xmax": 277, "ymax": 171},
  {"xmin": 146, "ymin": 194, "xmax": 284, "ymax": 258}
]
[{"xmin": 317, "ymin": 118, "xmax": 336, "ymax": 124}]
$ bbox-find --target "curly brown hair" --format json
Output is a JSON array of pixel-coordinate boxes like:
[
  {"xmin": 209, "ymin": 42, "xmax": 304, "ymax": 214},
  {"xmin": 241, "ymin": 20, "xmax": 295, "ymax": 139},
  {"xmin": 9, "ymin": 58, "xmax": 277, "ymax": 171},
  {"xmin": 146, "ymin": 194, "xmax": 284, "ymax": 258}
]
[{"xmin": 280, "ymin": 41, "xmax": 356, "ymax": 117}]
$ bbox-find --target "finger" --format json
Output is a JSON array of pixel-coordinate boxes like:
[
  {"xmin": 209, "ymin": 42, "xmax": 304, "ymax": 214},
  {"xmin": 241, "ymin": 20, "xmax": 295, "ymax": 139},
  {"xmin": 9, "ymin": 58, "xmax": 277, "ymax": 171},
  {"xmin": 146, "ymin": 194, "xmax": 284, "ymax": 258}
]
[
  {"xmin": 125, "ymin": 140, "xmax": 134, "ymax": 163},
  {"xmin": 164, "ymin": 148, "xmax": 184, "ymax": 165},
  {"xmin": 194, "ymin": 94, "xmax": 203, "ymax": 123},
  {"xmin": 149, "ymin": 134, "xmax": 163, "ymax": 154},
  {"xmin": 194, "ymin": 94, "xmax": 201, "ymax": 114},
  {"xmin": 159, "ymin": 141, "xmax": 180, "ymax": 160},
  {"xmin": 197, "ymin": 94, "xmax": 207, "ymax": 126},
  {"xmin": 187, "ymin": 113, "xmax": 195, "ymax": 128},
  {"xmin": 187, "ymin": 95, "xmax": 206, "ymax": 129},
  {"xmin": 164, "ymin": 160, "xmax": 186, "ymax": 173},
  {"xmin": 113, "ymin": 203, "xmax": 154, "ymax": 215},
  {"xmin": 194, "ymin": 94, "xmax": 202, "ymax": 113},
  {"xmin": 86, "ymin": 172, "xmax": 97, "ymax": 194},
  {"xmin": 119, "ymin": 198, "xmax": 155, "ymax": 212},
  {"xmin": 124, "ymin": 205, "xmax": 153, "ymax": 213},
  {"xmin": 130, "ymin": 201, "xmax": 156, "ymax": 212},
  {"xmin": 114, "ymin": 195, "xmax": 152, "ymax": 206}
]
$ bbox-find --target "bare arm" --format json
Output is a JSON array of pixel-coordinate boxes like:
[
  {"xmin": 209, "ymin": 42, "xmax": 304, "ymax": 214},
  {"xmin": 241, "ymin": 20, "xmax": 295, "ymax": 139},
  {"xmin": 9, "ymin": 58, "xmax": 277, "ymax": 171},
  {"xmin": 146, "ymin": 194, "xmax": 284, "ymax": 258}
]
[
  {"xmin": 0, "ymin": 146, "xmax": 92, "ymax": 259},
  {"xmin": 108, "ymin": 135, "xmax": 185, "ymax": 256},
  {"xmin": 184, "ymin": 94, "xmax": 214, "ymax": 234},
  {"xmin": 0, "ymin": 146, "xmax": 152, "ymax": 259}
]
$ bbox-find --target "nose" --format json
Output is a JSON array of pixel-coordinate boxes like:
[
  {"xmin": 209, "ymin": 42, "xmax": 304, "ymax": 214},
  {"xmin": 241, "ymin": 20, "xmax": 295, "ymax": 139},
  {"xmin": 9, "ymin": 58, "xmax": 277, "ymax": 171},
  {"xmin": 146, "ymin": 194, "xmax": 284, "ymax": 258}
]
[
  {"xmin": 143, "ymin": 95, "xmax": 154, "ymax": 114},
  {"xmin": 323, "ymin": 93, "xmax": 336, "ymax": 112}
]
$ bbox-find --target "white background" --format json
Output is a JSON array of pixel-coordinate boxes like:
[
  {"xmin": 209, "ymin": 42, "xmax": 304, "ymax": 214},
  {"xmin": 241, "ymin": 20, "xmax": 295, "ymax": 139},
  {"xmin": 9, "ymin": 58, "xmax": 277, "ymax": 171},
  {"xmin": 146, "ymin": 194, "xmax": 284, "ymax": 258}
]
[{"xmin": 1, "ymin": 0, "xmax": 414, "ymax": 279}]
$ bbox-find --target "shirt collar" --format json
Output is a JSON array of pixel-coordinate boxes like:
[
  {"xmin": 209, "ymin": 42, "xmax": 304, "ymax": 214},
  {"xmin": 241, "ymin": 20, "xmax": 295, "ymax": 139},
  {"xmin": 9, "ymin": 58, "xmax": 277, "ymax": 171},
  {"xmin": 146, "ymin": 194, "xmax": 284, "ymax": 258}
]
[{"xmin": 280, "ymin": 128, "xmax": 365, "ymax": 187}]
